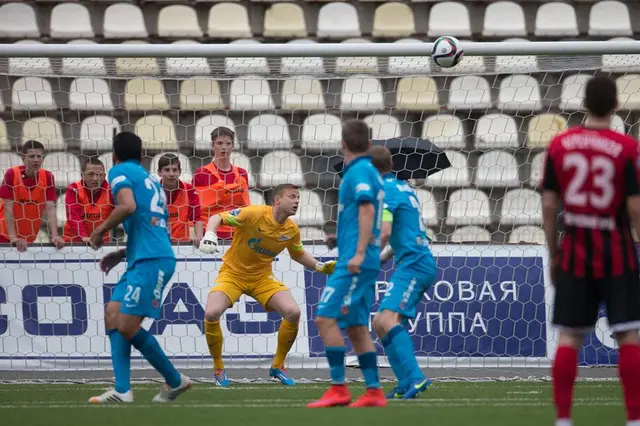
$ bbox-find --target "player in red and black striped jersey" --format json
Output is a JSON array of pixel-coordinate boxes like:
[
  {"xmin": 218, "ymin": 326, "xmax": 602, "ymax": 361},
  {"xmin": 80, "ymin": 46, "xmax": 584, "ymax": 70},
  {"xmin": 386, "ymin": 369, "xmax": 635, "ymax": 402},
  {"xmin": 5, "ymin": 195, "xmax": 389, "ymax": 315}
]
[{"xmin": 541, "ymin": 75, "xmax": 640, "ymax": 426}]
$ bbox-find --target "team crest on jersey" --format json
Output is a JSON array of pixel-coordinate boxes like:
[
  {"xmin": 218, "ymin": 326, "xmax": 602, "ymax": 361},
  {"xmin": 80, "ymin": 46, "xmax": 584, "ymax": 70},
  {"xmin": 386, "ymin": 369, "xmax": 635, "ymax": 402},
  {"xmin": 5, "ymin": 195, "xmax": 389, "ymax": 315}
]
[
  {"xmin": 229, "ymin": 208, "xmax": 241, "ymax": 217},
  {"xmin": 279, "ymin": 235, "xmax": 291, "ymax": 241}
]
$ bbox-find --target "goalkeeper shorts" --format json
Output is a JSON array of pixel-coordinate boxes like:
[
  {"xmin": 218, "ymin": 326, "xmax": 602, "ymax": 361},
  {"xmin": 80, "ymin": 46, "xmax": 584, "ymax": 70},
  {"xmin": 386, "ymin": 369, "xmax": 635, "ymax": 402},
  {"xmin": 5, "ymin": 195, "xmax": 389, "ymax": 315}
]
[{"xmin": 211, "ymin": 269, "xmax": 289, "ymax": 309}]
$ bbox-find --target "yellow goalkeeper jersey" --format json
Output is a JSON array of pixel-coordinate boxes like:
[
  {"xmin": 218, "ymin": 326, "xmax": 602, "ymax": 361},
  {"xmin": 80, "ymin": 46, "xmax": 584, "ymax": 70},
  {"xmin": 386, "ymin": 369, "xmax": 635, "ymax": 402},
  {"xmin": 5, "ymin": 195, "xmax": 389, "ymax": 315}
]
[{"xmin": 219, "ymin": 205, "xmax": 304, "ymax": 277}]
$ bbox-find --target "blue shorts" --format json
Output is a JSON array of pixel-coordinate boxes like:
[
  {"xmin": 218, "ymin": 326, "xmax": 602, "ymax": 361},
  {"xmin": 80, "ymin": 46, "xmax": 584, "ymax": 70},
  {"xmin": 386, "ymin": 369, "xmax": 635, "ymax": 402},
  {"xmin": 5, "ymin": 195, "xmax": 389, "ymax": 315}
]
[
  {"xmin": 111, "ymin": 258, "xmax": 176, "ymax": 319},
  {"xmin": 379, "ymin": 259, "xmax": 436, "ymax": 319},
  {"xmin": 316, "ymin": 266, "xmax": 379, "ymax": 329}
]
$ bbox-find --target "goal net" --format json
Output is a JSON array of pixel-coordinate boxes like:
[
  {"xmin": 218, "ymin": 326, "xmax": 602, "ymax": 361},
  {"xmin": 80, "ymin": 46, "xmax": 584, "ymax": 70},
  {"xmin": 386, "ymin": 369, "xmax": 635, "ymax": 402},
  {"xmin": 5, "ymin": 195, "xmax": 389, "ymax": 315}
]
[{"xmin": 0, "ymin": 43, "xmax": 633, "ymax": 382}]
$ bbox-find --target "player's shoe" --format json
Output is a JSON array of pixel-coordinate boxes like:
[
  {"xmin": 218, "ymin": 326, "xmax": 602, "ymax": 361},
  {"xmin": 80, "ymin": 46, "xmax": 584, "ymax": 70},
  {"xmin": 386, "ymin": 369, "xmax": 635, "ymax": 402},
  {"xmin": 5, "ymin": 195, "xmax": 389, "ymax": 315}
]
[
  {"xmin": 88, "ymin": 389, "xmax": 133, "ymax": 404},
  {"xmin": 214, "ymin": 369, "xmax": 230, "ymax": 387},
  {"xmin": 269, "ymin": 367, "xmax": 295, "ymax": 386},
  {"xmin": 152, "ymin": 374, "xmax": 192, "ymax": 403},
  {"xmin": 402, "ymin": 378, "xmax": 432, "ymax": 400},
  {"xmin": 307, "ymin": 385, "xmax": 352, "ymax": 408},
  {"xmin": 385, "ymin": 385, "xmax": 406, "ymax": 399},
  {"xmin": 348, "ymin": 388, "xmax": 387, "ymax": 408}
]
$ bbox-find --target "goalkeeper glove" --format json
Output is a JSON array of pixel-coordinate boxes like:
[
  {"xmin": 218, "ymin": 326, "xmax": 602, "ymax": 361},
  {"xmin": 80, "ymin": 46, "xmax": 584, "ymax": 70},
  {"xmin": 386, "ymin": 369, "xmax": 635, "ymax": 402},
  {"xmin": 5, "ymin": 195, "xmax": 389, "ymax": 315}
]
[
  {"xmin": 315, "ymin": 260, "xmax": 336, "ymax": 275},
  {"xmin": 199, "ymin": 231, "xmax": 220, "ymax": 254}
]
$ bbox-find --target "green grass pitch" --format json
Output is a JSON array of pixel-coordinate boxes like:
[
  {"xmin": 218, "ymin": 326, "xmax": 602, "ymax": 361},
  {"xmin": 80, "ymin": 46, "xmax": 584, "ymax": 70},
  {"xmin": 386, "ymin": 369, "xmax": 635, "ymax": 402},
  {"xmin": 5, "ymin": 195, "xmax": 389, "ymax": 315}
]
[{"xmin": 0, "ymin": 382, "xmax": 625, "ymax": 426}]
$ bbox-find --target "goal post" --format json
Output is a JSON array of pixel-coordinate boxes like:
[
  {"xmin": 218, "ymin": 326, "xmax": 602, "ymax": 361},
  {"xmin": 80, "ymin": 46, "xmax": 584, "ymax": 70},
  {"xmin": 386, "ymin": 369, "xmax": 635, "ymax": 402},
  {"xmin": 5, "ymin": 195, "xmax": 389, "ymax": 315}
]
[{"xmin": 0, "ymin": 41, "xmax": 638, "ymax": 382}]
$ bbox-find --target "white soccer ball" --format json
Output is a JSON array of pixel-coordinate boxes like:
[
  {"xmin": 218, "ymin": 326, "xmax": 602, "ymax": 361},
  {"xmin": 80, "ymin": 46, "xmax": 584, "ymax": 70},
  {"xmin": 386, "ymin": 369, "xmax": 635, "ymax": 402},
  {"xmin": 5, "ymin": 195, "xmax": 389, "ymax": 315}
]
[{"xmin": 431, "ymin": 36, "xmax": 464, "ymax": 69}]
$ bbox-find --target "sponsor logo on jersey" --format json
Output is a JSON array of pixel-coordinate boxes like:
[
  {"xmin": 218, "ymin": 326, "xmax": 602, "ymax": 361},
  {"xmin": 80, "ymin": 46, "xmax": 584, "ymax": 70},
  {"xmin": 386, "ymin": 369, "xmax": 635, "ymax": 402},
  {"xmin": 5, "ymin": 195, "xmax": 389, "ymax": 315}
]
[
  {"xmin": 83, "ymin": 212, "xmax": 103, "ymax": 220},
  {"xmin": 247, "ymin": 238, "xmax": 278, "ymax": 257}
]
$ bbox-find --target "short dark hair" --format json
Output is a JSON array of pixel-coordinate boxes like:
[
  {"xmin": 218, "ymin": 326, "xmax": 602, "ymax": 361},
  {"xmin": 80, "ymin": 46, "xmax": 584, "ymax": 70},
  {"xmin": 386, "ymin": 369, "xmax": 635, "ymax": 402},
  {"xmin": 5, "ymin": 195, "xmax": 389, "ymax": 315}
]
[
  {"xmin": 585, "ymin": 75, "xmax": 618, "ymax": 118},
  {"xmin": 157, "ymin": 153, "xmax": 181, "ymax": 172},
  {"xmin": 21, "ymin": 140, "xmax": 44, "ymax": 154},
  {"xmin": 369, "ymin": 146, "xmax": 393, "ymax": 174},
  {"xmin": 211, "ymin": 126, "xmax": 235, "ymax": 142},
  {"xmin": 273, "ymin": 184, "xmax": 299, "ymax": 200},
  {"xmin": 113, "ymin": 131, "xmax": 142, "ymax": 163},
  {"xmin": 341, "ymin": 119, "xmax": 371, "ymax": 154},
  {"xmin": 83, "ymin": 157, "xmax": 105, "ymax": 172}
]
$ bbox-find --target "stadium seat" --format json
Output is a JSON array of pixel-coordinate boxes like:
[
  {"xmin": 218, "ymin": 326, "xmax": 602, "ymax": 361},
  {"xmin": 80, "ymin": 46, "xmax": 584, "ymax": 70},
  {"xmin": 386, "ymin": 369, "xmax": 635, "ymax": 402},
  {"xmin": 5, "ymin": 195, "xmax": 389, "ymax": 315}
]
[
  {"xmin": 589, "ymin": 0, "xmax": 632, "ymax": 36},
  {"xmin": 263, "ymin": 3, "xmax": 307, "ymax": 38},
  {"xmin": 135, "ymin": 116, "xmax": 178, "ymax": 151},
  {"xmin": 194, "ymin": 115, "xmax": 236, "ymax": 153},
  {"xmin": 475, "ymin": 114, "xmax": 519, "ymax": 149},
  {"xmin": 124, "ymin": 79, "xmax": 169, "ymax": 111},
  {"xmin": 426, "ymin": 150, "xmax": 469, "ymax": 186},
  {"xmin": 474, "ymin": 151, "xmax": 520, "ymax": 188},
  {"xmin": 97, "ymin": 153, "xmax": 114, "ymax": 174},
  {"xmin": 69, "ymin": 78, "xmax": 114, "ymax": 110},
  {"xmin": 0, "ymin": 152, "xmax": 22, "ymax": 178},
  {"xmin": 230, "ymin": 76, "xmax": 274, "ymax": 110},
  {"xmin": 442, "ymin": 41, "xmax": 487, "ymax": 72},
  {"xmin": 299, "ymin": 227, "xmax": 324, "ymax": 241},
  {"xmin": 388, "ymin": 39, "xmax": 431, "ymax": 74},
  {"xmin": 281, "ymin": 76, "xmax": 326, "ymax": 110},
  {"xmin": 372, "ymin": 3, "xmax": 415, "ymax": 38},
  {"xmin": 336, "ymin": 39, "xmax": 378, "ymax": 74},
  {"xmin": 150, "ymin": 152, "xmax": 193, "ymax": 182},
  {"xmin": 497, "ymin": 75, "xmax": 542, "ymax": 112},
  {"xmin": 281, "ymin": 39, "xmax": 325, "ymax": 74},
  {"xmin": 450, "ymin": 226, "xmax": 492, "ymax": 243},
  {"xmin": 527, "ymin": 114, "xmax": 567, "ymax": 148},
  {"xmin": 12, "ymin": 77, "xmax": 55, "ymax": 111},
  {"xmin": 157, "ymin": 5, "xmax": 203, "ymax": 38},
  {"xmin": 0, "ymin": 3, "xmax": 39, "ymax": 38},
  {"xmin": 62, "ymin": 40, "xmax": 106, "ymax": 76},
  {"xmin": 301, "ymin": 114, "xmax": 342, "ymax": 152},
  {"xmin": 500, "ymin": 189, "xmax": 542, "ymax": 225},
  {"xmin": 56, "ymin": 194, "xmax": 66, "ymax": 227},
  {"xmin": 340, "ymin": 76, "xmax": 384, "ymax": 111},
  {"xmin": 226, "ymin": 39, "xmax": 270, "ymax": 74},
  {"xmin": 103, "ymin": 3, "xmax": 148, "ymax": 39},
  {"xmin": 509, "ymin": 226, "xmax": 546, "ymax": 244},
  {"xmin": 447, "ymin": 76, "xmax": 492, "ymax": 110},
  {"xmin": 35, "ymin": 229, "xmax": 50, "ymax": 244},
  {"xmin": 616, "ymin": 75, "xmax": 640, "ymax": 110},
  {"xmin": 428, "ymin": 2, "xmax": 471, "ymax": 37},
  {"xmin": 80, "ymin": 116, "xmax": 121, "ymax": 153},
  {"xmin": 293, "ymin": 189, "xmax": 324, "ymax": 226},
  {"xmin": 208, "ymin": 3, "xmax": 252, "ymax": 38},
  {"xmin": 528, "ymin": 152, "xmax": 545, "ymax": 188},
  {"xmin": 247, "ymin": 114, "xmax": 292, "ymax": 150},
  {"xmin": 0, "ymin": 120, "xmax": 9, "ymax": 151},
  {"xmin": 50, "ymin": 3, "xmax": 93, "ymax": 39},
  {"xmin": 259, "ymin": 151, "xmax": 304, "ymax": 188},
  {"xmin": 43, "ymin": 153, "xmax": 82, "ymax": 188},
  {"xmin": 395, "ymin": 76, "xmax": 439, "ymax": 111},
  {"xmin": 422, "ymin": 115, "xmax": 465, "ymax": 149},
  {"xmin": 317, "ymin": 3, "xmax": 361, "ymax": 39},
  {"xmin": 611, "ymin": 114, "xmax": 626, "ymax": 133},
  {"xmin": 415, "ymin": 188, "xmax": 438, "ymax": 226},
  {"xmin": 167, "ymin": 40, "xmax": 210, "ymax": 76},
  {"xmin": 249, "ymin": 190, "xmax": 265, "ymax": 206},
  {"xmin": 230, "ymin": 152, "xmax": 256, "ymax": 188},
  {"xmin": 602, "ymin": 37, "xmax": 640, "ymax": 73},
  {"xmin": 445, "ymin": 189, "xmax": 491, "ymax": 226},
  {"xmin": 10, "ymin": 41, "xmax": 52, "ymax": 75},
  {"xmin": 364, "ymin": 115, "xmax": 402, "ymax": 139},
  {"xmin": 116, "ymin": 41, "xmax": 159, "ymax": 75},
  {"xmin": 534, "ymin": 2, "xmax": 579, "ymax": 37},
  {"xmin": 482, "ymin": 1, "xmax": 526, "ymax": 37},
  {"xmin": 22, "ymin": 117, "xmax": 65, "ymax": 151},
  {"xmin": 495, "ymin": 38, "xmax": 539, "ymax": 74},
  {"xmin": 560, "ymin": 74, "xmax": 591, "ymax": 111},
  {"xmin": 179, "ymin": 78, "xmax": 224, "ymax": 110}
]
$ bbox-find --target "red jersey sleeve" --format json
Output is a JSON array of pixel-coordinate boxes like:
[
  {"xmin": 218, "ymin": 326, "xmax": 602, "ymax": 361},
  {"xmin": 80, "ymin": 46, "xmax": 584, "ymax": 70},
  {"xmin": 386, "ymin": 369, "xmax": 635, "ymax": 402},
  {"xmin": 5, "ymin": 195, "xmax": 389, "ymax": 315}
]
[
  {"xmin": 65, "ymin": 183, "xmax": 88, "ymax": 238},
  {"xmin": 0, "ymin": 168, "xmax": 15, "ymax": 200},
  {"xmin": 44, "ymin": 171, "xmax": 57, "ymax": 202},
  {"xmin": 237, "ymin": 167, "xmax": 248, "ymax": 182},
  {"xmin": 185, "ymin": 183, "xmax": 202, "ymax": 222},
  {"xmin": 192, "ymin": 167, "xmax": 219, "ymax": 187}
]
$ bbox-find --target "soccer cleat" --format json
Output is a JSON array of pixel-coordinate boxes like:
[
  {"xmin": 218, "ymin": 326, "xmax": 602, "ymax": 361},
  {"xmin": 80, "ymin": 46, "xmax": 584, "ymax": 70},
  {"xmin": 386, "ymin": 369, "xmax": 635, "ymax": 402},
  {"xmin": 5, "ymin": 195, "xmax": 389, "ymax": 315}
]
[
  {"xmin": 402, "ymin": 378, "xmax": 432, "ymax": 400},
  {"xmin": 348, "ymin": 388, "xmax": 387, "ymax": 408},
  {"xmin": 307, "ymin": 385, "xmax": 352, "ymax": 408},
  {"xmin": 269, "ymin": 367, "xmax": 296, "ymax": 386},
  {"xmin": 385, "ymin": 385, "xmax": 406, "ymax": 399},
  {"xmin": 214, "ymin": 369, "xmax": 230, "ymax": 387},
  {"xmin": 152, "ymin": 374, "xmax": 192, "ymax": 403},
  {"xmin": 88, "ymin": 389, "xmax": 133, "ymax": 404}
]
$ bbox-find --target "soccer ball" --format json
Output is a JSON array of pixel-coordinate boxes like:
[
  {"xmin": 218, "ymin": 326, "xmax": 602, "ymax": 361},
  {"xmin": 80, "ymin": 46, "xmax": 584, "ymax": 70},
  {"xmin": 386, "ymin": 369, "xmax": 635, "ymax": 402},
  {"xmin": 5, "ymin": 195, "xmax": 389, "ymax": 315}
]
[{"xmin": 431, "ymin": 36, "xmax": 464, "ymax": 69}]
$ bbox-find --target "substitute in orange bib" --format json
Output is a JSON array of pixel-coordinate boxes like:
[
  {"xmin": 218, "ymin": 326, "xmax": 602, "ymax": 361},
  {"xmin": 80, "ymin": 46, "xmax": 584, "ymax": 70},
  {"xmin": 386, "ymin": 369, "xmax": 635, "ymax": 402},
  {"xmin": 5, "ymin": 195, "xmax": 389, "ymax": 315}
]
[
  {"xmin": 0, "ymin": 140, "xmax": 64, "ymax": 251},
  {"xmin": 158, "ymin": 153, "xmax": 203, "ymax": 246},
  {"xmin": 63, "ymin": 158, "xmax": 114, "ymax": 243},
  {"xmin": 192, "ymin": 127, "xmax": 250, "ymax": 240}
]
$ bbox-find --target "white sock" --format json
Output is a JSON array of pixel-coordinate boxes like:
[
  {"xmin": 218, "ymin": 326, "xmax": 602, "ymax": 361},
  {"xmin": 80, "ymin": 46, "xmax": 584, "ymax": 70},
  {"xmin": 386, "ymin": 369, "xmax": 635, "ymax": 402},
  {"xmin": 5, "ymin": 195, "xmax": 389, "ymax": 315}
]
[{"xmin": 556, "ymin": 419, "xmax": 572, "ymax": 426}]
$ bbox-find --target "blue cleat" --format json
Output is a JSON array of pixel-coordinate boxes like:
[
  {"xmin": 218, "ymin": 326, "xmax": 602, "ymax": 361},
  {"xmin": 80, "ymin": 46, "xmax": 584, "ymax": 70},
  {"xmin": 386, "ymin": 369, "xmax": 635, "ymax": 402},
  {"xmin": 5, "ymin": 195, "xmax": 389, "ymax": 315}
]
[
  {"xmin": 385, "ymin": 385, "xmax": 407, "ymax": 399},
  {"xmin": 402, "ymin": 378, "xmax": 432, "ymax": 400},
  {"xmin": 269, "ymin": 367, "xmax": 296, "ymax": 386},
  {"xmin": 214, "ymin": 369, "xmax": 230, "ymax": 387}
]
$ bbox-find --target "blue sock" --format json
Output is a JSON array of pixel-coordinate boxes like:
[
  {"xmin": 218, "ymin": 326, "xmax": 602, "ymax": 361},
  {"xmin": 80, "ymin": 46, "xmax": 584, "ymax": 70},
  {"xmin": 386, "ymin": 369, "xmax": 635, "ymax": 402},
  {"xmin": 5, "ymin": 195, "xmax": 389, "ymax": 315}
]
[
  {"xmin": 130, "ymin": 328, "xmax": 181, "ymax": 388},
  {"xmin": 381, "ymin": 327, "xmax": 410, "ymax": 389},
  {"xmin": 325, "ymin": 346, "xmax": 346, "ymax": 385},
  {"xmin": 389, "ymin": 325, "xmax": 425, "ymax": 383},
  {"xmin": 357, "ymin": 351, "xmax": 380, "ymax": 389},
  {"xmin": 108, "ymin": 329, "xmax": 132, "ymax": 394}
]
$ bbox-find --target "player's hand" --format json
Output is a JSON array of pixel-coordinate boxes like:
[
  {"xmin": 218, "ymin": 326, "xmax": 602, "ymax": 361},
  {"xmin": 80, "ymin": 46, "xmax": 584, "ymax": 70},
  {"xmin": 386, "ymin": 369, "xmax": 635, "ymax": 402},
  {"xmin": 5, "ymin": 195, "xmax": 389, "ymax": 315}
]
[
  {"xmin": 199, "ymin": 231, "xmax": 220, "ymax": 254},
  {"xmin": 10, "ymin": 237, "xmax": 27, "ymax": 252},
  {"xmin": 100, "ymin": 250, "xmax": 125, "ymax": 275},
  {"xmin": 192, "ymin": 235, "xmax": 203, "ymax": 249},
  {"xmin": 324, "ymin": 234, "xmax": 337, "ymax": 250},
  {"xmin": 347, "ymin": 252, "xmax": 364, "ymax": 274},
  {"xmin": 315, "ymin": 260, "xmax": 336, "ymax": 275},
  {"xmin": 81, "ymin": 237, "xmax": 91, "ymax": 244},
  {"xmin": 89, "ymin": 230, "xmax": 105, "ymax": 250},
  {"xmin": 50, "ymin": 236, "xmax": 65, "ymax": 250}
]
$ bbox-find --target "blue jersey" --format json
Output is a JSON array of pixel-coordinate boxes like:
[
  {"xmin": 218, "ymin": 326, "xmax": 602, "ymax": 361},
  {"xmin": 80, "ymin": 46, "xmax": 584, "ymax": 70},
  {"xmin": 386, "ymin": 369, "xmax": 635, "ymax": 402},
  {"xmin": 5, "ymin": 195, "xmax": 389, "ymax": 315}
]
[
  {"xmin": 108, "ymin": 160, "xmax": 175, "ymax": 266},
  {"xmin": 382, "ymin": 174, "xmax": 432, "ymax": 265},
  {"xmin": 336, "ymin": 156, "xmax": 384, "ymax": 270}
]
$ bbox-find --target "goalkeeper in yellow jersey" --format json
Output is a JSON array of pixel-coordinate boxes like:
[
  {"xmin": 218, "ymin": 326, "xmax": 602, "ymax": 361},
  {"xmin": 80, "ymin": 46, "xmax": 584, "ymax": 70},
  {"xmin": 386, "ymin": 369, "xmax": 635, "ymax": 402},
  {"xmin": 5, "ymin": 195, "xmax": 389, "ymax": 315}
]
[{"xmin": 198, "ymin": 184, "xmax": 336, "ymax": 387}]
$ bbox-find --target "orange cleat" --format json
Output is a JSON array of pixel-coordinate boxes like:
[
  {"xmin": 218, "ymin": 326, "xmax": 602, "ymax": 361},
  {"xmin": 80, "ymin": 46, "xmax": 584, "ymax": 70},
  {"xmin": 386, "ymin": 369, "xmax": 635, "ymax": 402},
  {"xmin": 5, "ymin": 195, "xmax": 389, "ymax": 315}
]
[
  {"xmin": 348, "ymin": 388, "xmax": 387, "ymax": 408},
  {"xmin": 307, "ymin": 385, "xmax": 352, "ymax": 408}
]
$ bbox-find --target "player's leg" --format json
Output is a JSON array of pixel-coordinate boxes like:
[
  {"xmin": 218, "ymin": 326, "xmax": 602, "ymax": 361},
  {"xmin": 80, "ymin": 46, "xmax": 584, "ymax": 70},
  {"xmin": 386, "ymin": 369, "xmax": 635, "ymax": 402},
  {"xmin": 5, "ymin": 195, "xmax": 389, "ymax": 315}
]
[{"xmin": 372, "ymin": 310, "xmax": 409, "ymax": 398}]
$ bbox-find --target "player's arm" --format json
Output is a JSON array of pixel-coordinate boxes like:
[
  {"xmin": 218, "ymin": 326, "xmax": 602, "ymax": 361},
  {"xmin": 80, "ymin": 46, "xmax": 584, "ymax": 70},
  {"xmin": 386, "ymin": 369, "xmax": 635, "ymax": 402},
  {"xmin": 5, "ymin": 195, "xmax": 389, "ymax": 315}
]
[
  {"xmin": 379, "ymin": 188, "xmax": 398, "ymax": 252},
  {"xmin": 540, "ymin": 148, "xmax": 561, "ymax": 271},
  {"xmin": 188, "ymin": 186, "xmax": 203, "ymax": 246},
  {"xmin": 90, "ymin": 174, "xmax": 136, "ymax": 250},
  {"xmin": 44, "ymin": 173, "xmax": 64, "ymax": 249},
  {"xmin": 200, "ymin": 206, "xmax": 256, "ymax": 253},
  {"xmin": 288, "ymin": 230, "xmax": 336, "ymax": 274}
]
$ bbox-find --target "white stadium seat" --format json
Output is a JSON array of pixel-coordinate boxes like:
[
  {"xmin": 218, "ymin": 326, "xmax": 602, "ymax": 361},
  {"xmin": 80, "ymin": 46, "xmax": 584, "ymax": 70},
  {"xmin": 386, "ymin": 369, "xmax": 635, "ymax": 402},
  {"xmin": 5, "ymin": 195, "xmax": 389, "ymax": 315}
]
[
  {"xmin": 135, "ymin": 116, "xmax": 178, "ymax": 151},
  {"xmin": 180, "ymin": 78, "xmax": 224, "ymax": 110},
  {"xmin": 124, "ymin": 79, "xmax": 170, "ymax": 111},
  {"xmin": 230, "ymin": 152, "xmax": 256, "ymax": 188},
  {"xmin": 249, "ymin": 190, "xmax": 265, "ymax": 206},
  {"xmin": 230, "ymin": 76, "xmax": 274, "ymax": 110},
  {"xmin": 69, "ymin": 78, "xmax": 113, "ymax": 111},
  {"xmin": 299, "ymin": 227, "xmax": 325, "ymax": 241},
  {"xmin": 497, "ymin": 75, "xmax": 543, "ymax": 112},
  {"xmin": 372, "ymin": 2, "xmax": 415, "ymax": 38},
  {"xmin": 43, "ymin": 153, "xmax": 82, "ymax": 188},
  {"xmin": 0, "ymin": 120, "xmax": 9, "ymax": 152},
  {"xmin": 475, "ymin": 114, "xmax": 519, "ymax": 149},
  {"xmin": 62, "ymin": 40, "xmax": 106, "ymax": 76},
  {"xmin": 336, "ymin": 39, "xmax": 378, "ymax": 74},
  {"xmin": 0, "ymin": 153, "xmax": 22, "ymax": 179},
  {"xmin": 450, "ymin": 226, "xmax": 492, "ymax": 243},
  {"xmin": 364, "ymin": 115, "xmax": 402, "ymax": 139},
  {"xmin": 500, "ymin": 189, "xmax": 543, "ymax": 225},
  {"xmin": 51, "ymin": 3, "xmax": 94, "ymax": 39},
  {"xmin": 317, "ymin": 3, "xmax": 361, "ymax": 39},
  {"xmin": 208, "ymin": 3, "xmax": 252, "ymax": 39},
  {"xmin": 98, "ymin": 153, "xmax": 114, "ymax": 174},
  {"xmin": 528, "ymin": 152, "xmax": 545, "ymax": 188},
  {"xmin": 422, "ymin": 115, "xmax": 465, "ymax": 149},
  {"xmin": 428, "ymin": 2, "xmax": 471, "ymax": 37},
  {"xmin": 474, "ymin": 151, "xmax": 520, "ymax": 188},
  {"xmin": 482, "ymin": 1, "xmax": 526, "ymax": 37},
  {"xmin": 495, "ymin": 38, "xmax": 539, "ymax": 74},
  {"xmin": 259, "ymin": 151, "xmax": 304, "ymax": 188},
  {"xmin": 116, "ymin": 41, "xmax": 159, "ymax": 76},
  {"xmin": 445, "ymin": 189, "xmax": 491, "ymax": 226},
  {"xmin": 340, "ymin": 76, "xmax": 384, "ymax": 111},
  {"xmin": 103, "ymin": 3, "xmax": 148, "ymax": 39},
  {"xmin": 293, "ymin": 189, "xmax": 325, "ymax": 226},
  {"xmin": 263, "ymin": 3, "xmax": 307, "ymax": 38},
  {"xmin": 415, "ymin": 188, "xmax": 438, "ymax": 226},
  {"xmin": 447, "ymin": 76, "xmax": 492, "ymax": 110},
  {"xmin": 0, "ymin": 3, "xmax": 39, "ymax": 38},
  {"xmin": 56, "ymin": 194, "xmax": 66, "ymax": 227},
  {"xmin": 534, "ymin": 2, "xmax": 579, "ymax": 37},
  {"xmin": 281, "ymin": 76, "xmax": 326, "ymax": 110},
  {"xmin": 194, "ymin": 115, "xmax": 236, "ymax": 154},
  {"xmin": 247, "ymin": 114, "xmax": 292, "ymax": 150},
  {"xmin": 589, "ymin": 0, "xmax": 632, "ymax": 36},
  {"xmin": 157, "ymin": 5, "xmax": 203, "ymax": 38},
  {"xmin": 80, "ymin": 116, "xmax": 121, "ymax": 153},
  {"xmin": 22, "ymin": 117, "xmax": 65, "ymax": 151},
  {"xmin": 12, "ymin": 77, "xmax": 56, "ymax": 111},
  {"xmin": 301, "ymin": 114, "xmax": 342, "ymax": 152},
  {"xmin": 426, "ymin": 150, "xmax": 469, "ymax": 187},
  {"xmin": 560, "ymin": 74, "xmax": 591, "ymax": 111},
  {"xmin": 281, "ymin": 40, "xmax": 325, "ymax": 74},
  {"xmin": 509, "ymin": 226, "xmax": 545, "ymax": 244},
  {"xmin": 396, "ymin": 76, "xmax": 439, "ymax": 111}
]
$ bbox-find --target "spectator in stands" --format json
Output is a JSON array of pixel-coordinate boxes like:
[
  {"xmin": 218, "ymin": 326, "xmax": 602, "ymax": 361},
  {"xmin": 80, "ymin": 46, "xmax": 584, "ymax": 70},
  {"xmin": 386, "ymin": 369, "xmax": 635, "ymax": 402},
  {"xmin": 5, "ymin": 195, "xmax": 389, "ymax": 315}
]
[
  {"xmin": 63, "ymin": 158, "xmax": 114, "ymax": 244},
  {"xmin": 0, "ymin": 140, "xmax": 64, "ymax": 251},
  {"xmin": 193, "ymin": 127, "xmax": 250, "ymax": 240},
  {"xmin": 159, "ymin": 153, "xmax": 203, "ymax": 246}
]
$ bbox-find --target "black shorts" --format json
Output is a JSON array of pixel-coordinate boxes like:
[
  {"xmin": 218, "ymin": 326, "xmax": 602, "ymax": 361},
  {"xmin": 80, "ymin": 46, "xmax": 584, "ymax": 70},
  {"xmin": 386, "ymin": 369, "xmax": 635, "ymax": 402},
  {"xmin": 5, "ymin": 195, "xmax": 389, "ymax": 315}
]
[{"xmin": 552, "ymin": 268, "xmax": 640, "ymax": 333}]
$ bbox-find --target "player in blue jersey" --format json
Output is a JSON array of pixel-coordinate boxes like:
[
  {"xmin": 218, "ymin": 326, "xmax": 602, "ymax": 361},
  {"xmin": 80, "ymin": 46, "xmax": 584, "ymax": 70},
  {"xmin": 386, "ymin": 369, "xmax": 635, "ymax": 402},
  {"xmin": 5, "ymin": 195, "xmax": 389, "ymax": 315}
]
[
  {"xmin": 308, "ymin": 120, "xmax": 387, "ymax": 408},
  {"xmin": 369, "ymin": 146, "xmax": 437, "ymax": 400},
  {"xmin": 87, "ymin": 132, "xmax": 191, "ymax": 404}
]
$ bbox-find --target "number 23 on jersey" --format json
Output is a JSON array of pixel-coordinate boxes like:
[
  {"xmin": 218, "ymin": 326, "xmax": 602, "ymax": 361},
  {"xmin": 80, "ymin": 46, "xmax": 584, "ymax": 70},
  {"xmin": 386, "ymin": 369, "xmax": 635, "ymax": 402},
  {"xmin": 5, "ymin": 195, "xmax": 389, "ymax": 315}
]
[{"xmin": 563, "ymin": 152, "xmax": 615, "ymax": 210}]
